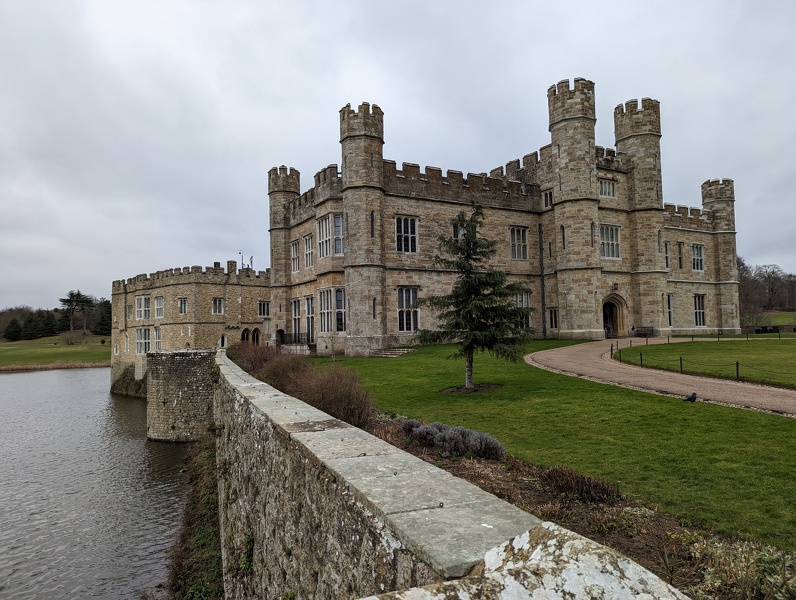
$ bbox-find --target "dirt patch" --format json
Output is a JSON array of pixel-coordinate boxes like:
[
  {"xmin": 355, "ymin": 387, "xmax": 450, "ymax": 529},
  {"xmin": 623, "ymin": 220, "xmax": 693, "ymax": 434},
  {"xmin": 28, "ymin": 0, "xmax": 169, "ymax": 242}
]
[
  {"xmin": 369, "ymin": 418, "xmax": 706, "ymax": 593},
  {"xmin": 440, "ymin": 383, "xmax": 502, "ymax": 394}
]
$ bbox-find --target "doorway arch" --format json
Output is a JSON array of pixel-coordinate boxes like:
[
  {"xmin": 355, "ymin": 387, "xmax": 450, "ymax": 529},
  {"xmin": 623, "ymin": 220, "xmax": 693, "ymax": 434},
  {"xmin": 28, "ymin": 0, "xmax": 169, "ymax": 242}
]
[{"xmin": 602, "ymin": 294, "xmax": 627, "ymax": 338}]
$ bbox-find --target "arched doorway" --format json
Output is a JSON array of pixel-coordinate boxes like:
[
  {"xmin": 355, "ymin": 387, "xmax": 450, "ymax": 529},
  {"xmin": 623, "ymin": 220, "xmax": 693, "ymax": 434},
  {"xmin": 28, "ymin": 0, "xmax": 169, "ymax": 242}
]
[
  {"xmin": 602, "ymin": 294, "xmax": 627, "ymax": 338},
  {"xmin": 219, "ymin": 334, "xmax": 226, "ymax": 349}
]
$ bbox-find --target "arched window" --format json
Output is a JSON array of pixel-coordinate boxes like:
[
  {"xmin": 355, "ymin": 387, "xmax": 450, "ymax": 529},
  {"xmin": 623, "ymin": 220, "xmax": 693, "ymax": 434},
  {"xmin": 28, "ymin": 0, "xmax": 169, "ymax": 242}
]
[
  {"xmin": 241, "ymin": 328, "xmax": 250, "ymax": 342},
  {"xmin": 252, "ymin": 328, "xmax": 260, "ymax": 345}
]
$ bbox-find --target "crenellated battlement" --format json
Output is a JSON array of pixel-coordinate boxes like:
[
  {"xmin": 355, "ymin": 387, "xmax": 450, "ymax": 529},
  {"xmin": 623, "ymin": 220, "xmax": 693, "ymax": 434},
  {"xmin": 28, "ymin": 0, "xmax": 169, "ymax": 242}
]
[
  {"xmin": 663, "ymin": 203, "xmax": 716, "ymax": 231},
  {"xmin": 614, "ymin": 98, "xmax": 661, "ymax": 142},
  {"xmin": 548, "ymin": 78, "xmax": 596, "ymax": 127},
  {"xmin": 340, "ymin": 102, "xmax": 384, "ymax": 141},
  {"xmin": 595, "ymin": 146, "xmax": 628, "ymax": 171},
  {"xmin": 268, "ymin": 165, "xmax": 301, "ymax": 194},
  {"xmin": 383, "ymin": 160, "xmax": 531, "ymax": 210},
  {"xmin": 701, "ymin": 178, "xmax": 735, "ymax": 203},
  {"xmin": 112, "ymin": 261, "xmax": 271, "ymax": 293}
]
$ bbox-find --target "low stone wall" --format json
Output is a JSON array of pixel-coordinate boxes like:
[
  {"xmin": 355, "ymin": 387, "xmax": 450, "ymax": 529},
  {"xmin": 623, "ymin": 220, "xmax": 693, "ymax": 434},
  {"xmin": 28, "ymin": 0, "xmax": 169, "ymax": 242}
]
[{"xmin": 214, "ymin": 352, "xmax": 688, "ymax": 599}]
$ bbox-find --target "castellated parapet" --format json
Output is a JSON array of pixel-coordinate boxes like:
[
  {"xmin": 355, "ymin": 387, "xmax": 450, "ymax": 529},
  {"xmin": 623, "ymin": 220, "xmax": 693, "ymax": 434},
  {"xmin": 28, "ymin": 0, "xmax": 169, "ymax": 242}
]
[
  {"xmin": 267, "ymin": 165, "xmax": 300, "ymax": 194},
  {"xmin": 339, "ymin": 102, "xmax": 384, "ymax": 141},
  {"xmin": 614, "ymin": 98, "xmax": 661, "ymax": 141},
  {"xmin": 547, "ymin": 78, "xmax": 596, "ymax": 126}
]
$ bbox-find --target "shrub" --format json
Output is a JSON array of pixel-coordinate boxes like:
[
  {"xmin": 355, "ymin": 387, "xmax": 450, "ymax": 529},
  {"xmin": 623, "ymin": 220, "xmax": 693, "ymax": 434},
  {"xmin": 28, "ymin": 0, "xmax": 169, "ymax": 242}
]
[
  {"xmin": 252, "ymin": 353, "xmax": 313, "ymax": 395},
  {"xmin": 403, "ymin": 419, "xmax": 506, "ymax": 460},
  {"xmin": 226, "ymin": 343, "xmax": 277, "ymax": 374},
  {"xmin": 538, "ymin": 465, "xmax": 622, "ymax": 504},
  {"xmin": 289, "ymin": 364, "xmax": 375, "ymax": 430}
]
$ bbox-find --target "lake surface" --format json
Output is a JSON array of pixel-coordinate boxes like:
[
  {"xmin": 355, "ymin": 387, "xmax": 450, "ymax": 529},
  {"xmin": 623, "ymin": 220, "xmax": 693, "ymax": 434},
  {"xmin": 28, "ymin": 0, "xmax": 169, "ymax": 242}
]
[{"xmin": 0, "ymin": 368, "xmax": 189, "ymax": 599}]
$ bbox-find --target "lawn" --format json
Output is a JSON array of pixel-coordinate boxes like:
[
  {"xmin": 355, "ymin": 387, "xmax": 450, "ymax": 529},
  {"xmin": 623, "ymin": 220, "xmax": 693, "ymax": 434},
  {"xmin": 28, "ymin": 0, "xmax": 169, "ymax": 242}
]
[
  {"xmin": 330, "ymin": 342, "xmax": 796, "ymax": 551},
  {"xmin": 0, "ymin": 334, "xmax": 111, "ymax": 369},
  {"xmin": 763, "ymin": 310, "xmax": 796, "ymax": 326},
  {"xmin": 615, "ymin": 339, "xmax": 796, "ymax": 388}
]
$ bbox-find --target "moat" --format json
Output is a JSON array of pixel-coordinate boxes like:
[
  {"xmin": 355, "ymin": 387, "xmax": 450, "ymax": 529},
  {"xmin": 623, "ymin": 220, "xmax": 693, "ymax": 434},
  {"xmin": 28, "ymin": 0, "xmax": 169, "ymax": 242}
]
[{"xmin": 0, "ymin": 368, "xmax": 188, "ymax": 599}]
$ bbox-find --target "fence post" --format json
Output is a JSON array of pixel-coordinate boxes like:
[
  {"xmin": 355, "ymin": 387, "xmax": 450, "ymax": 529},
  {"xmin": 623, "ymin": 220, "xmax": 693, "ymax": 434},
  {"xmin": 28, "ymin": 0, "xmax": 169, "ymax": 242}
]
[
  {"xmin": 610, "ymin": 343, "xmax": 613, "ymax": 356},
  {"xmin": 736, "ymin": 361, "xmax": 740, "ymax": 380},
  {"xmin": 691, "ymin": 334, "xmax": 694, "ymax": 342},
  {"xmin": 680, "ymin": 357, "xmax": 683, "ymax": 374},
  {"xmin": 630, "ymin": 340, "xmax": 633, "ymax": 348},
  {"xmin": 640, "ymin": 352, "xmax": 643, "ymax": 367}
]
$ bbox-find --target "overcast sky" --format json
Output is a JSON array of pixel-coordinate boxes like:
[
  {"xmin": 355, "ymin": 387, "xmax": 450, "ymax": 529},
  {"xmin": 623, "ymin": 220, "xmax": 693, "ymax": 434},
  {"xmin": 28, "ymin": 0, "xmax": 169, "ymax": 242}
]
[{"xmin": 1, "ymin": 0, "xmax": 794, "ymax": 310}]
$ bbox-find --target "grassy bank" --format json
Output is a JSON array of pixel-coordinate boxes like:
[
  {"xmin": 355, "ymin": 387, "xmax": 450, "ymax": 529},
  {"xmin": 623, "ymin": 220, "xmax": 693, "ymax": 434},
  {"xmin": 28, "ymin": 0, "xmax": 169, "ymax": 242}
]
[
  {"xmin": 0, "ymin": 334, "xmax": 111, "ymax": 370},
  {"xmin": 331, "ymin": 342, "xmax": 796, "ymax": 551},
  {"xmin": 615, "ymin": 339, "xmax": 796, "ymax": 388},
  {"xmin": 167, "ymin": 436, "xmax": 224, "ymax": 600}
]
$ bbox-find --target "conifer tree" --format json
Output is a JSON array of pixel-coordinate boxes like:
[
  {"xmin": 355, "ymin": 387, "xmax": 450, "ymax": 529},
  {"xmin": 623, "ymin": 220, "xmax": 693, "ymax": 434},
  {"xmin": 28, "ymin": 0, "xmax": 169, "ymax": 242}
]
[{"xmin": 415, "ymin": 203, "xmax": 533, "ymax": 390}]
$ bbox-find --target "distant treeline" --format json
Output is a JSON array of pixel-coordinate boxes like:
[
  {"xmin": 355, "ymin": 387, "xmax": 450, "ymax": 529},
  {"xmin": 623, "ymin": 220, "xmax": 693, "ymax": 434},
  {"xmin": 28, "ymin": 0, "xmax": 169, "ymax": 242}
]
[
  {"xmin": 1, "ymin": 298, "xmax": 111, "ymax": 341},
  {"xmin": 738, "ymin": 257, "xmax": 796, "ymax": 325}
]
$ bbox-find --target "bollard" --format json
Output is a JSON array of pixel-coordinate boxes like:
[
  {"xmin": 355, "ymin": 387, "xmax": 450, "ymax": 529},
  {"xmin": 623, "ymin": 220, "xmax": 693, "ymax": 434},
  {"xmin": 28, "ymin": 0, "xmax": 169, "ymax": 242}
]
[
  {"xmin": 736, "ymin": 361, "xmax": 740, "ymax": 380},
  {"xmin": 680, "ymin": 357, "xmax": 683, "ymax": 374},
  {"xmin": 640, "ymin": 352, "xmax": 643, "ymax": 367},
  {"xmin": 630, "ymin": 340, "xmax": 633, "ymax": 348}
]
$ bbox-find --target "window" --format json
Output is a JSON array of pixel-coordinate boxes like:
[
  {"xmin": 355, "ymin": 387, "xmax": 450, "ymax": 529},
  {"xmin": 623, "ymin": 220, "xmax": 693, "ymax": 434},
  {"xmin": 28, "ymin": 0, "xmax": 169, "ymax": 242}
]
[
  {"xmin": 154, "ymin": 326, "xmax": 161, "ymax": 351},
  {"xmin": 178, "ymin": 298, "xmax": 188, "ymax": 315},
  {"xmin": 290, "ymin": 240, "xmax": 300, "ymax": 272},
  {"xmin": 452, "ymin": 223, "xmax": 465, "ymax": 240},
  {"xmin": 560, "ymin": 225, "xmax": 566, "ymax": 250},
  {"xmin": 510, "ymin": 227, "xmax": 528, "ymax": 259},
  {"xmin": 396, "ymin": 217, "xmax": 417, "ymax": 253},
  {"xmin": 543, "ymin": 190, "xmax": 553, "ymax": 208},
  {"xmin": 694, "ymin": 294, "xmax": 706, "ymax": 327},
  {"xmin": 135, "ymin": 328, "xmax": 150, "ymax": 354},
  {"xmin": 333, "ymin": 214, "xmax": 343, "ymax": 254},
  {"xmin": 135, "ymin": 296, "xmax": 150, "ymax": 320},
  {"xmin": 319, "ymin": 289, "xmax": 345, "ymax": 333},
  {"xmin": 258, "ymin": 301, "xmax": 270, "ymax": 318},
  {"xmin": 677, "ymin": 242, "xmax": 683, "ymax": 269},
  {"xmin": 291, "ymin": 299, "xmax": 301, "ymax": 337},
  {"xmin": 306, "ymin": 296, "xmax": 315, "ymax": 344},
  {"xmin": 126, "ymin": 304, "xmax": 133, "ymax": 320},
  {"xmin": 590, "ymin": 222, "xmax": 595, "ymax": 247},
  {"xmin": 667, "ymin": 293, "xmax": 674, "ymax": 327},
  {"xmin": 599, "ymin": 225, "xmax": 620, "ymax": 258},
  {"xmin": 370, "ymin": 211, "xmax": 375, "ymax": 238},
  {"xmin": 212, "ymin": 298, "xmax": 224, "ymax": 315},
  {"xmin": 114, "ymin": 343, "xmax": 119, "ymax": 356},
  {"xmin": 155, "ymin": 296, "xmax": 164, "ymax": 318},
  {"xmin": 548, "ymin": 308, "xmax": 559, "ymax": 329},
  {"xmin": 397, "ymin": 287, "xmax": 419, "ymax": 332},
  {"xmin": 304, "ymin": 234, "xmax": 314, "ymax": 268},
  {"xmin": 125, "ymin": 335, "xmax": 129, "ymax": 353},
  {"xmin": 318, "ymin": 216, "xmax": 331, "ymax": 258},
  {"xmin": 664, "ymin": 242, "xmax": 670, "ymax": 269},
  {"xmin": 692, "ymin": 244, "xmax": 704, "ymax": 271},
  {"xmin": 599, "ymin": 179, "xmax": 616, "ymax": 198},
  {"xmin": 514, "ymin": 292, "xmax": 531, "ymax": 329}
]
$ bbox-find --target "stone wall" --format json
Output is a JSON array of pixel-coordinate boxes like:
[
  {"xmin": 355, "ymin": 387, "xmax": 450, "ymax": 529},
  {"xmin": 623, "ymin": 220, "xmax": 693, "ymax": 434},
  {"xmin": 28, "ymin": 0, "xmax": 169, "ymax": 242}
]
[
  {"xmin": 213, "ymin": 352, "xmax": 688, "ymax": 599},
  {"xmin": 146, "ymin": 350, "xmax": 215, "ymax": 441}
]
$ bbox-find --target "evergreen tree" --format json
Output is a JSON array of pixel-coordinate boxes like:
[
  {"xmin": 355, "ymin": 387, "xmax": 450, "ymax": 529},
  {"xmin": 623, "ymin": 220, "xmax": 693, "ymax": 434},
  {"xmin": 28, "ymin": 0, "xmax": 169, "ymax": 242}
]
[
  {"xmin": 93, "ymin": 299, "xmax": 112, "ymax": 336},
  {"xmin": 4, "ymin": 317, "xmax": 22, "ymax": 341},
  {"xmin": 59, "ymin": 290, "xmax": 94, "ymax": 333},
  {"xmin": 415, "ymin": 203, "xmax": 533, "ymax": 390}
]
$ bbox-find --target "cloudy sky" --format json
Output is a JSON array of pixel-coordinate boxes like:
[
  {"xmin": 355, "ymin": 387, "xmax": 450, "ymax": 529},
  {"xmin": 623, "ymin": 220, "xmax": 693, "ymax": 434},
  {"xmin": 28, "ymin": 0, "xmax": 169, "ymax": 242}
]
[{"xmin": 1, "ymin": 0, "xmax": 794, "ymax": 310}]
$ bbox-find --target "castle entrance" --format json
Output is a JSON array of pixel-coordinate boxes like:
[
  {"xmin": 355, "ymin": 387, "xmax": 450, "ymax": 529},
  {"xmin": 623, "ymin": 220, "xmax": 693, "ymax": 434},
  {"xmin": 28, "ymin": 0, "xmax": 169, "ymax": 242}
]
[{"xmin": 602, "ymin": 294, "xmax": 627, "ymax": 338}]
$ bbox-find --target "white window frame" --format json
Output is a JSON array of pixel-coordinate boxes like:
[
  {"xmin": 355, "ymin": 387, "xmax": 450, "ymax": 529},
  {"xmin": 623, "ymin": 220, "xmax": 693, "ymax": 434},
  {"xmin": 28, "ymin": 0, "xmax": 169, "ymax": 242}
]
[
  {"xmin": 154, "ymin": 326, "xmax": 161, "ymax": 351},
  {"xmin": 319, "ymin": 289, "xmax": 332, "ymax": 333},
  {"xmin": 319, "ymin": 288, "xmax": 345, "ymax": 333},
  {"xmin": 304, "ymin": 234, "xmax": 314, "ymax": 268},
  {"xmin": 397, "ymin": 287, "xmax": 419, "ymax": 332},
  {"xmin": 599, "ymin": 225, "xmax": 620, "ymax": 259},
  {"xmin": 212, "ymin": 298, "xmax": 224, "ymax": 315},
  {"xmin": 514, "ymin": 292, "xmax": 531, "ymax": 329},
  {"xmin": 667, "ymin": 293, "xmax": 674, "ymax": 327},
  {"xmin": 135, "ymin": 328, "xmax": 150, "ymax": 354},
  {"xmin": 510, "ymin": 227, "xmax": 528, "ymax": 260},
  {"xmin": 155, "ymin": 296, "xmax": 164, "ymax": 319},
  {"xmin": 335, "ymin": 288, "xmax": 346, "ymax": 331},
  {"xmin": 135, "ymin": 296, "xmax": 150, "ymax": 320},
  {"xmin": 290, "ymin": 240, "xmax": 300, "ymax": 273},
  {"xmin": 318, "ymin": 216, "xmax": 331, "ymax": 258},
  {"xmin": 543, "ymin": 190, "xmax": 553, "ymax": 208},
  {"xmin": 694, "ymin": 294, "xmax": 706, "ymax": 327},
  {"xmin": 599, "ymin": 179, "xmax": 616, "ymax": 198},
  {"xmin": 664, "ymin": 241, "xmax": 670, "ymax": 269},
  {"xmin": 396, "ymin": 217, "xmax": 418, "ymax": 253},
  {"xmin": 692, "ymin": 244, "xmax": 705, "ymax": 271},
  {"xmin": 306, "ymin": 296, "xmax": 315, "ymax": 344},
  {"xmin": 291, "ymin": 298, "xmax": 301, "ymax": 337},
  {"xmin": 258, "ymin": 301, "xmax": 270, "ymax": 318},
  {"xmin": 333, "ymin": 214, "xmax": 343, "ymax": 254}
]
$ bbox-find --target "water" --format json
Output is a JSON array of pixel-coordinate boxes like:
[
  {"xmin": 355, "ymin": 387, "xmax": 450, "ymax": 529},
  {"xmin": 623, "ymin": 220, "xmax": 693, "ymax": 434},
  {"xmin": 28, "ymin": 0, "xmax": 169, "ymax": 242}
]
[{"xmin": 0, "ymin": 368, "xmax": 189, "ymax": 599}]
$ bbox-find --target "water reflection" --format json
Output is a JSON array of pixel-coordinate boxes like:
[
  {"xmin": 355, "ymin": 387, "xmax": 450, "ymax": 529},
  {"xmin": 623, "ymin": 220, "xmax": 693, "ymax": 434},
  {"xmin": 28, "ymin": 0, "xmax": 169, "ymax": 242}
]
[{"xmin": 0, "ymin": 369, "xmax": 188, "ymax": 599}]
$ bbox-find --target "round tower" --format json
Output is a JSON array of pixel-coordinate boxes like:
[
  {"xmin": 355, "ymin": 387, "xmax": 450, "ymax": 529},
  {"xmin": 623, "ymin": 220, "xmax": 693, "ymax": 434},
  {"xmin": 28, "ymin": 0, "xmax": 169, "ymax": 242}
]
[
  {"xmin": 614, "ymin": 98, "xmax": 662, "ymax": 210},
  {"xmin": 339, "ymin": 102, "xmax": 387, "ymax": 355},
  {"xmin": 267, "ymin": 166, "xmax": 300, "ymax": 342},
  {"xmin": 547, "ymin": 78, "xmax": 603, "ymax": 339}
]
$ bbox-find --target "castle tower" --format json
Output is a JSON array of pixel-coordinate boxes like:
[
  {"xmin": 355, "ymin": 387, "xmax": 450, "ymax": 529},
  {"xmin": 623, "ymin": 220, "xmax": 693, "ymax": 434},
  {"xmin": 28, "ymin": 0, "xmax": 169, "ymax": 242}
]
[
  {"xmin": 547, "ymin": 78, "xmax": 603, "ymax": 339},
  {"xmin": 339, "ymin": 102, "xmax": 387, "ymax": 354},
  {"xmin": 702, "ymin": 179, "xmax": 741, "ymax": 333},
  {"xmin": 614, "ymin": 98, "xmax": 667, "ymax": 333},
  {"xmin": 268, "ymin": 166, "xmax": 300, "ymax": 343}
]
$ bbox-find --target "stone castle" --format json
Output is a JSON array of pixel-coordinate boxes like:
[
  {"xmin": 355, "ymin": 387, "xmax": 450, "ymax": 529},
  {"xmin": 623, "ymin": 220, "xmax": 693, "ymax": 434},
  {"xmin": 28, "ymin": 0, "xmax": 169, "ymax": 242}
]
[{"xmin": 111, "ymin": 77, "xmax": 740, "ymax": 387}]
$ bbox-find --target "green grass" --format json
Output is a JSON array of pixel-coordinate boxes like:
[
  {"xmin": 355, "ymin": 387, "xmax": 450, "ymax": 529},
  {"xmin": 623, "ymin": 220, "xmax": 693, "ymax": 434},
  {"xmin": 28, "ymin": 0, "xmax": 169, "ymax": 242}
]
[
  {"xmin": 616, "ymin": 340, "xmax": 796, "ymax": 388},
  {"xmin": 328, "ymin": 342, "xmax": 796, "ymax": 551},
  {"xmin": 763, "ymin": 311, "xmax": 796, "ymax": 326},
  {"xmin": 0, "ymin": 334, "xmax": 111, "ymax": 368}
]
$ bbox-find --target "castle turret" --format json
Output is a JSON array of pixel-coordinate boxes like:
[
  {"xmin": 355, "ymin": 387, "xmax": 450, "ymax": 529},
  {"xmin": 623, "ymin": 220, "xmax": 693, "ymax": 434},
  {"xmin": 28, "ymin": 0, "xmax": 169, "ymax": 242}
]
[
  {"xmin": 268, "ymin": 166, "xmax": 300, "ymax": 343},
  {"xmin": 701, "ymin": 179, "xmax": 740, "ymax": 327},
  {"xmin": 614, "ymin": 98, "xmax": 662, "ymax": 210},
  {"xmin": 339, "ymin": 103, "xmax": 387, "ymax": 355},
  {"xmin": 547, "ymin": 78, "xmax": 603, "ymax": 339}
]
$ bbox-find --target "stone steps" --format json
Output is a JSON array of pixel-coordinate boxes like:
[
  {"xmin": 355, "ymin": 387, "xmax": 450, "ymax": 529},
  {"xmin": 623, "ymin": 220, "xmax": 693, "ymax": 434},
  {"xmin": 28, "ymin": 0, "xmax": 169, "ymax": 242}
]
[{"xmin": 369, "ymin": 348, "xmax": 416, "ymax": 358}]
